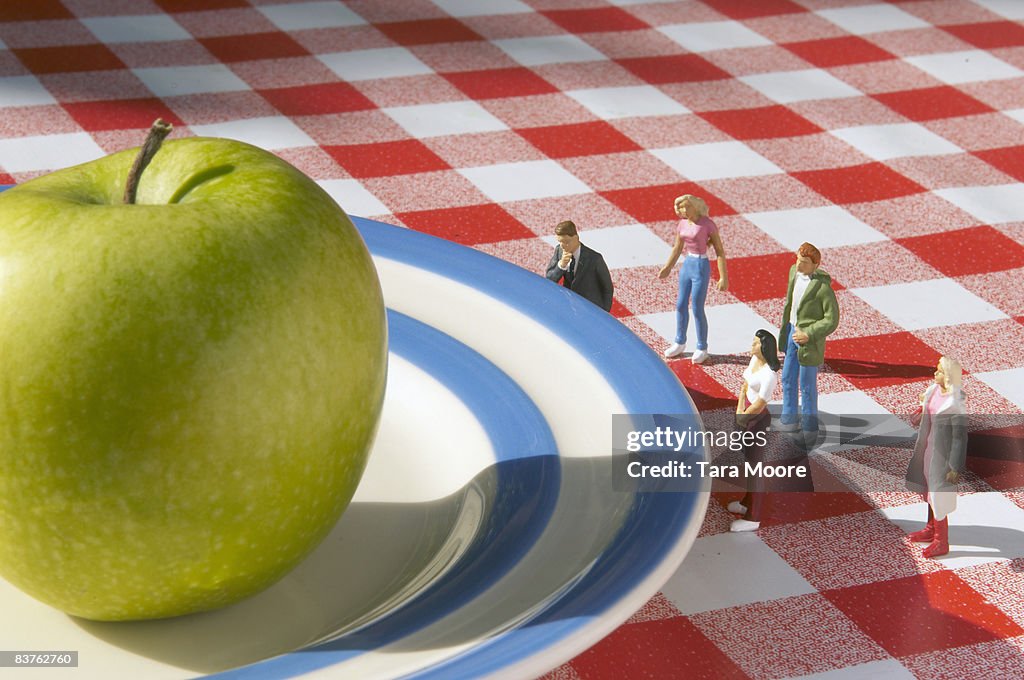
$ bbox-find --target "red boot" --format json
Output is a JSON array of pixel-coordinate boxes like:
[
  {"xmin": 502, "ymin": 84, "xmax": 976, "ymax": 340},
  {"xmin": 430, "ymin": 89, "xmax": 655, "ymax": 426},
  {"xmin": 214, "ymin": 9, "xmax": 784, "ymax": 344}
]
[
  {"xmin": 907, "ymin": 506, "xmax": 935, "ymax": 543},
  {"xmin": 922, "ymin": 518, "xmax": 949, "ymax": 558}
]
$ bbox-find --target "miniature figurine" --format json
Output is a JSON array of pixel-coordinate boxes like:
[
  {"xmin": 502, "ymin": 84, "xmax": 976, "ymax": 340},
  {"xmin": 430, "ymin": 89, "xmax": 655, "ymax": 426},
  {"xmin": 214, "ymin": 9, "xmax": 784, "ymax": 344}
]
[
  {"xmin": 905, "ymin": 356, "xmax": 967, "ymax": 558},
  {"xmin": 778, "ymin": 243, "xmax": 838, "ymax": 433},
  {"xmin": 545, "ymin": 220, "xmax": 613, "ymax": 312},
  {"xmin": 658, "ymin": 194, "xmax": 728, "ymax": 364},
  {"xmin": 729, "ymin": 329, "xmax": 781, "ymax": 532}
]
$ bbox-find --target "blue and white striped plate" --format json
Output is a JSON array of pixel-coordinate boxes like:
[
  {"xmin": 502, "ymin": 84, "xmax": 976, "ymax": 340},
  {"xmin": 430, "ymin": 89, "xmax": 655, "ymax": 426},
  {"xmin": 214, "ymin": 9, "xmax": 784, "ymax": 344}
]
[{"xmin": 0, "ymin": 188, "xmax": 708, "ymax": 679}]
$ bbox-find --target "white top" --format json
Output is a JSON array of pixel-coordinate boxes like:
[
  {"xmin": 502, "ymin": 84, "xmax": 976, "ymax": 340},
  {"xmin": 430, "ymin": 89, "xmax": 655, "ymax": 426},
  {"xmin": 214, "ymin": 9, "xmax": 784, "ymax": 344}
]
[
  {"xmin": 743, "ymin": 357, "xmax": 777, "ymax": 405},
  {"xmin": 790, "ymin": 272, "xmax": 811, "ymax": 325}
]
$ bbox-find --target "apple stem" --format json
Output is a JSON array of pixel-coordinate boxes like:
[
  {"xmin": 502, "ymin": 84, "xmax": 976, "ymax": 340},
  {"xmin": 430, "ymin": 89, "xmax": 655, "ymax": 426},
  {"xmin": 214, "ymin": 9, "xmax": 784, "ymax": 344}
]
[{"xmin": 123, "ymin": 119, "xmax": 174, "ymax": 205}]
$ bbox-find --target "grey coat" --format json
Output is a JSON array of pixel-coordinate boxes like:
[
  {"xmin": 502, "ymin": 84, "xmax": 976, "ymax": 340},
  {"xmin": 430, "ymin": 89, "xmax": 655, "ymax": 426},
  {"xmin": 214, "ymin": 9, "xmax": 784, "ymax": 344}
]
[{"xmin": 545, "ymin": 243, "xmax": 613, "ymax": 312}]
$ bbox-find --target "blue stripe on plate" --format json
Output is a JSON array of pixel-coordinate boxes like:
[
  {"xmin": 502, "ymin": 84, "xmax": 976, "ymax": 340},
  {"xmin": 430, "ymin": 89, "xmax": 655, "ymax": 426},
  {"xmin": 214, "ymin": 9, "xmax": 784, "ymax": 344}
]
[
  {"xmin": 352, "ymin": 219, "xmax": 703, "ymax": 680},
  {"xmin": 211, "ymin": 310, "xmax": 560, "ymax": 679}
]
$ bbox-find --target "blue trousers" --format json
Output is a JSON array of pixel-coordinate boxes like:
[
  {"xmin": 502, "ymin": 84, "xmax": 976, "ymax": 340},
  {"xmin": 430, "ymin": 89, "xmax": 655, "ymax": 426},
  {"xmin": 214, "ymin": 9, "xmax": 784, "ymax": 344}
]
[
  {"xmin": 675, "ymin": 256, "xmax": 710, "ymax": 350},
  {"xmin": 781, "ymin": 325, "xmax": 819, "ymax": 432}
]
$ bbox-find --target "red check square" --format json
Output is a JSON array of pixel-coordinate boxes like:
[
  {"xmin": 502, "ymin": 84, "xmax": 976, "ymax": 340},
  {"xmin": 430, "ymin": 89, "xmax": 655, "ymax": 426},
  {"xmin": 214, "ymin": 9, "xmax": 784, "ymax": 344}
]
[
  {"xmin": 618, "ymin": 54, "xmax": 732, "ymax": 85},
  {"xmin": 784, "ymin": 36, "xmax": 895, "ymax": 68},
  {"xmin": 827, "ymin": 332, "xmax": 939, "ymax": 390},
  {"xmin": 517, "ymin": 121, "xmax": 641, "ymax": 159},
  {"xmin": 727, "ymin": 252, "xmax": 801, "ymax": 302},
  {"xmin": 944, "ymin": 21, "xmax": 1024, "ymax": 50},
  {"xmin": 376, "ymin": 19, "xmax": 482, "ymax": 46},
  {"xmin": 898, "ymin": 226, "xmax": 1024, "ymax": 278},
  {"xmin": 13, "ymin": 44, "xmax": 124, "ymax": 74},
  {"xmin": 873, "ymin": 86, "xmax": 993, "ymax": 122},
  {"xmin": 63, "ymin": 99, "xmax": 184, "ymax": 132},
  {"xmin": 199, "ymin": 33, "xmax": 308, "ymax": 63},
  {"xmin": 975, "ymin": 145, "xmax": 1024, "ymax": 183},
  {"xmin": 0, "ymin": 174, "xmax": 14, "ymax": 185},
  {"xmin": 260, "ymin": 82, "xmax": 376, "ymax": 117},
  {"xmin": 541, "ymin": 7, "xmax": 649, "ymax": 34},
  {"xmin": 824, "ymin": 571, "xmax": 1024, "ymax": 658},
  {"xmin": 443, "ymin": 68, "xmax": 557, "ymax": 100},
  {"xmin": 793, "ymin": 163, "xmax": 926, "ymax": 204},
  {"xmin": 155, "ymin": 0, "xmax": 249, "ymax": 11},
  {"xmin": 966, "ymin": 425, "xmax": 1024, "ymax": 492},
  {"xmin": 325, "ymin": 140, "xmax": 450, "ymax": 179},
  {"xmin": 0, "ymin": 0, "xmax": 72, "ymax": 21},
  {"xmin": 396, "ymin": 204, "xmax": 533, "ymax": 245},
  {"xmin": 668, "ymin": 361, "xmax": 737, "ymax": 411},
  {"xmin": 601, "ymin": 184, "xmax": 735, "ymax": 223},
  {"xmin": 571, "ymin": 617, "xmax": 749, "ymax": 680},
  {"xmin": 699, "ymin": 105, "xmax": 821, "ymax": 140},
  {"xmin": 701, "ymin": 0, "xmax": 807, "ymax": 20}
]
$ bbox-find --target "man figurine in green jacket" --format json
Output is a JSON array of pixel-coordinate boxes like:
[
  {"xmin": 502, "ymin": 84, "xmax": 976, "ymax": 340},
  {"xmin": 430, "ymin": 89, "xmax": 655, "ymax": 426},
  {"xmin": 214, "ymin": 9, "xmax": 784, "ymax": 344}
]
[{"xmin": 779, "ymin": 242, "xmax": 839, "ymax": 433}]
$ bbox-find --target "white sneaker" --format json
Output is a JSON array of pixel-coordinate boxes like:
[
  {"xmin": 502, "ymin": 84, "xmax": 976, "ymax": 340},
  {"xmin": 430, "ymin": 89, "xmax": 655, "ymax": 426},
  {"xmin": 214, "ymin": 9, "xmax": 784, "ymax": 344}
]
[
  {"xmin": 727, "ymin": 501, "xmax": 747, "ymax": 515},
  {"xmin": 664, "ymin": 343, "xmax": 685, "ymax": 358},
  {"xmin": 691, "ymin": 349, "xmax": 709, "ymax": 364},
  {"xmin": 730, "ymin": 518, "xmax": 760, "ymax": 532}
]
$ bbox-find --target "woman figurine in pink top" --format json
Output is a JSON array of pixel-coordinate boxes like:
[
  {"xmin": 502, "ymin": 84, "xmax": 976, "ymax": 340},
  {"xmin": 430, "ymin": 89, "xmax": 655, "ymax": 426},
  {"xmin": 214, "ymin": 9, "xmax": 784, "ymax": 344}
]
[
  {"xmin": 658, "ymin": 194, "xmax": 728, "ymax": 364},
  {"xmin": 905, "ymin": 356, "xmax": 967, "ymax": 558}
]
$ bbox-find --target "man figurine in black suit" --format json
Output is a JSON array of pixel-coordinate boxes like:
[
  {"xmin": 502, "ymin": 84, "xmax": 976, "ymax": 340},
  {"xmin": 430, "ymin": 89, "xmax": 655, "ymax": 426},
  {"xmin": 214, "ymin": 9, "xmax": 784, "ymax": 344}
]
[{"xmin": 545, "ymin": 220, "xmax": 614, "ymax": 312}]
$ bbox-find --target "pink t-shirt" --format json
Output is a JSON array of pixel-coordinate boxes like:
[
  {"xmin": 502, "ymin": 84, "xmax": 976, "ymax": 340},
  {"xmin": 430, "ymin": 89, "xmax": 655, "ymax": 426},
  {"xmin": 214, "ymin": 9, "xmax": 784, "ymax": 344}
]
[{"xmin": 677, "ymin": 216, "xmax": 718, "ymax": 255}]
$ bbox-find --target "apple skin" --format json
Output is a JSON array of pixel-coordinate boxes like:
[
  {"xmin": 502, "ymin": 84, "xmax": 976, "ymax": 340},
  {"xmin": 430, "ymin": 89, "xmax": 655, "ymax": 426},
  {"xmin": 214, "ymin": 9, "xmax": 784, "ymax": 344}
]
[{"xmin": 0, "ymin": 138, "xmax": 387, "ymax": 621}]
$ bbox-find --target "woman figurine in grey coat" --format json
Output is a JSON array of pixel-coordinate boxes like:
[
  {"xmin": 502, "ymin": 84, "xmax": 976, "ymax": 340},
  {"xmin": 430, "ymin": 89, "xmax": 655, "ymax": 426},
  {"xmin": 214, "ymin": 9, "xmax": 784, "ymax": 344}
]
[{"xmin": 905, "ymin": 356, "xmax": 967, "ymax": 558}]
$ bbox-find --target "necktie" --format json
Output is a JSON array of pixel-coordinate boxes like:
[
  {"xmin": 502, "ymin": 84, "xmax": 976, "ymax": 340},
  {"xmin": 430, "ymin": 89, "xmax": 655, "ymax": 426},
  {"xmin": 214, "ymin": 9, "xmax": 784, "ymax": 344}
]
[{"xmin": 564, "ymin": 255, "xmax": 575, "ymax": 288}]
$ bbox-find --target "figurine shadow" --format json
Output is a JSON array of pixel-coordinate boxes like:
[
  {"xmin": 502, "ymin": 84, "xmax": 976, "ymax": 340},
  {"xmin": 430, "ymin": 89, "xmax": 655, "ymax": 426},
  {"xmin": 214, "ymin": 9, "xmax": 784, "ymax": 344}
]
[
  {"xmin": 889, "ymin": 522, "xmax": 1024, "ymax": 561},
  {"xmin": 825, "ymin": 357, "xmax": 935, "ymax": 382},
  {"xmin": 72, "ymin": 453, "xmax": 704, "ymax": 675}
]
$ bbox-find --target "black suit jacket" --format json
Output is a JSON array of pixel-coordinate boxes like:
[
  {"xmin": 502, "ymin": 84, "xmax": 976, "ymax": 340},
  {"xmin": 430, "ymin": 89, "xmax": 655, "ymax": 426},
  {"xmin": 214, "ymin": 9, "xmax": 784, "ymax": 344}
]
[{"xmin": 545, "ymin": 243, "xmax": 613, "ymax": 312}]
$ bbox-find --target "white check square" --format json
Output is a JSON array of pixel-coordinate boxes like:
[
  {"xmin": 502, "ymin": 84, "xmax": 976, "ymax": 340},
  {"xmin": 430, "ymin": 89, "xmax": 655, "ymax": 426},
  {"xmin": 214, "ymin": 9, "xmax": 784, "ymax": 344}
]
[
  {"xmin": 317, "ymin": 179, "xmax": 389, "ymax": 217},
  {"xmin": 189, "ymin": 117, "xmax": 315, "ymax": 151},
  {"xmin": 542, "ymin": 224, "xmax": 669, "ymax": 270},
  {"xmin": 661, "ymin": 533, "xmax": 816, "ymax": 614},
  {"xmin": 975, "ymin": 367, "xmax": 1024, "ymax": 412},
  {"xmin": 745, "ymin": 206, "xmax": 887, "ymax": 251},
  {"xmin": 384, "ymin": 101, "xmax": 508, "ymax": 139},
  {"xmin": 639, "ymin": 303, "xmax": 775, "ymax": 355},
  {"xmin": 831, "ymin": 123, "xmax": 961, "ymax": 161},
  {"xmin": 82, "ymin": 15, "xmax": 191, "ymax": 44},
  {"xmin": 566, "ymin": 85, "xmax": 689, "ymax": 120},
  {"xmin": 816, "ymin": 5, "xmax": 929, "ymax": 35},
  {"xmin": 935, "ymin": 184, "xmax": 1024, "ymax": 225},
  {"xmin": 0, "ymin": 75, "xmax": 56, "ymax": 108},
  {"xmin": 494, "ymin": 35, "xmax": 605, "ymax": 67},
  {"xmin": 0, "ymin": 133, "xmax": 104, "ymax": 173},
  {"xmin": 740, "ymin": 69, "xmax": 862, "ymax": 104},
  {"xmin": 851, "ymin": 279, "xmax": 1007, "ymax": 331},
  {"xmin": 658, "ymin": 21, "xmax": 771, "ymax": 53},
  {"xmin": 458, "ymin": 160, "xmax": 590, "ymax": 202},
  {"xmin": 134, "ymin": 65, "xmax": 249, "ymax": 97},
  {"xmin": 905, "ymin": 50, "xmax": 1023, "ymax": 85},
  {"xmin": 258, "ymin": 2, "xmax": 366, "ymax": 31},
  {"xmin": 319, "ymin": 47, "xmax": 432, "ymax": 82},
  {"xmin": 432, "ymin": 0, "xmax": 531, "ymax": 17},
  {"xmin": 652, "ymin": 141, "xmax": 783, "ymax": 181}
]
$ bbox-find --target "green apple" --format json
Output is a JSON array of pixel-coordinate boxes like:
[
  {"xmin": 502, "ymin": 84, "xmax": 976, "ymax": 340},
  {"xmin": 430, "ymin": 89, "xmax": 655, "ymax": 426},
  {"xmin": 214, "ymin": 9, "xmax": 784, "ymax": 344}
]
[{"xmin": 0, "ymin": 133, "xmax": 387, "ymax": 621}]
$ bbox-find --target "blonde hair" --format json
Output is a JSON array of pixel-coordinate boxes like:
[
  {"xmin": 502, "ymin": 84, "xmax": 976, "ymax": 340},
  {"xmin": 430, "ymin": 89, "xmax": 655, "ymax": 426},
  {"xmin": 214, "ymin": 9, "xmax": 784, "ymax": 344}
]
[
  {"xmin": 939, "ymin": 356, "xmax": 963, "ymax": 390},
  {"xmin": 674, "ymin": 194, "xmax": 708, "ymax": 219}
]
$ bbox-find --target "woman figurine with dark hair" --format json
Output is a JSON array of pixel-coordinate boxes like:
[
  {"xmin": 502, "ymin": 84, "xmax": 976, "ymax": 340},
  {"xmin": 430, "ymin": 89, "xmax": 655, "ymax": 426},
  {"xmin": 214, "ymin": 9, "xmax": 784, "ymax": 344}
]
[
  {"xmin": 729, "ymin": 329, "xmax": 781, "ymax": 532},
  {"xmin": 905, "ymin": 356, "xmax": 967, "ymax": 558}
]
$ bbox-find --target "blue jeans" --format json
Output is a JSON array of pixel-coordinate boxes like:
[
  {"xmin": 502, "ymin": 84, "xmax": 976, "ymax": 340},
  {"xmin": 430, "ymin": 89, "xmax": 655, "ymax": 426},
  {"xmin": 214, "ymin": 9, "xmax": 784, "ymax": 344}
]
[
  {"xmin": 781, "ymin": 325, "xmax": 819, "ymax": 432},
  {"xmin": 675, "ymin": 256, "xmax": 710, "ymax": 350}
]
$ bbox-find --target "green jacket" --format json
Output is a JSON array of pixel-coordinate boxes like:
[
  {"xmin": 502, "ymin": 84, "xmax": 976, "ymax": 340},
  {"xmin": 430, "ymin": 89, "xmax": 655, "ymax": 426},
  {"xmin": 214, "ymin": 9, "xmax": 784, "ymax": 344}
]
[{"xmin": 779, "ymin": 265, "xmax": 839, "ymax": 367}]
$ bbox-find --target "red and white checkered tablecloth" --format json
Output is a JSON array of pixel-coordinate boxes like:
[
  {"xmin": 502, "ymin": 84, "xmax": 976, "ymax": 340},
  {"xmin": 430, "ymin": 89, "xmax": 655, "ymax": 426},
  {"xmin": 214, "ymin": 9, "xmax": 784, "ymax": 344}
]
[{"xmin": 3, "ymin": 1, "xmax": 1024, "ymax": 678}]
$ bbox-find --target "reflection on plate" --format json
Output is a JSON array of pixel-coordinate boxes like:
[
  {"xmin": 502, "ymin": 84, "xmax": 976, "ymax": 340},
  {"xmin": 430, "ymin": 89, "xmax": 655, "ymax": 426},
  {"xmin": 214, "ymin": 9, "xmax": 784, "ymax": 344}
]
[{"xmin": 0, "ymin": 189, "xmax": 708, "ymax": 679}]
